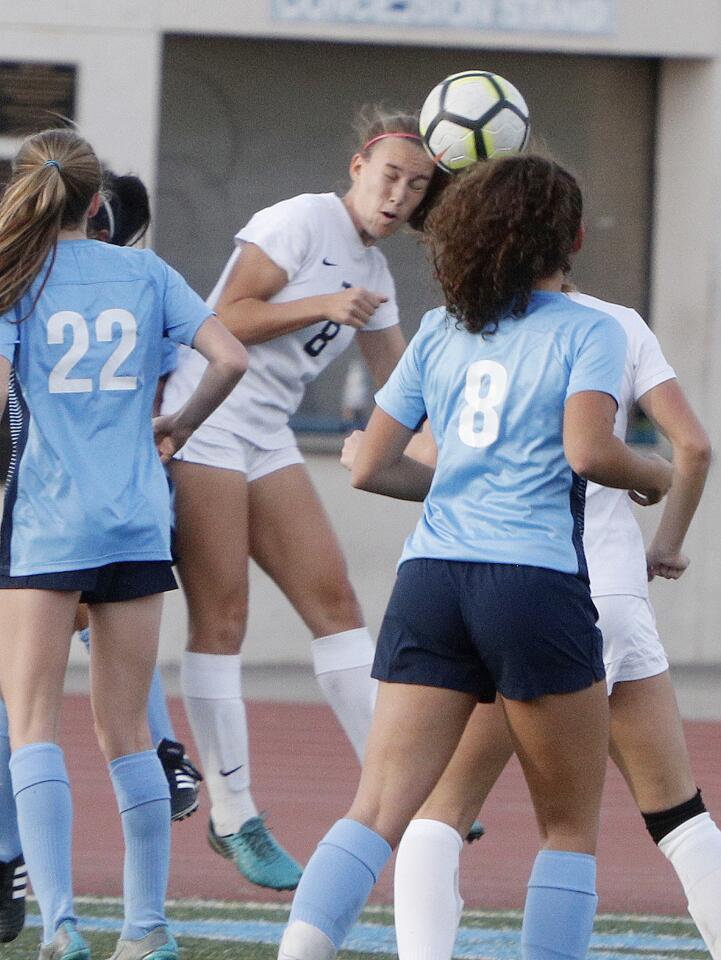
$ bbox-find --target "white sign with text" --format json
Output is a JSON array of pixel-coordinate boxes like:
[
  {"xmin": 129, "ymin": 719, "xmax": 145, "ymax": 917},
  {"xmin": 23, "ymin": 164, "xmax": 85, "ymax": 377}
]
[{"xmin": 272, "ymin": 0, "xmax": 616, "ymax": 35}]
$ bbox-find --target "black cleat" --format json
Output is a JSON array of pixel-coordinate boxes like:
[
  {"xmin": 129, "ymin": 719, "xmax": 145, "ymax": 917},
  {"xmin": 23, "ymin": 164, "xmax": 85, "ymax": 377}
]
[
  {"xmin": 0, "ymin": 854, "xmax": 26, "ymax": 943},
  {"xmin": 466, "ymin": 819, "xmax": 486, "ymax": 843},
  {"xmin": 156, "ymin": 738, "xmax": 203, "ymax": 823}
]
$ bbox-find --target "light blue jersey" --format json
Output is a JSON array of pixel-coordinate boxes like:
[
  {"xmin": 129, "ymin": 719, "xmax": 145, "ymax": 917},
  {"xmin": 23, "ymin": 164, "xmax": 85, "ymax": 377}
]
[
  {"xmin": 375, "ymin": 291, "xmax": 627, "ymax": 576},
  {"xmin": 0, "ymin": 239, "xmax": 210, "ymax": 576}
]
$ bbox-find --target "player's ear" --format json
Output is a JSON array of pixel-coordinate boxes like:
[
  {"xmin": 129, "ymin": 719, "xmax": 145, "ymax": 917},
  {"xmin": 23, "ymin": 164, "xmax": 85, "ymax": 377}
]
[
  {"xmin": 571, "ymin": 222, "xmax": 585, "ymax": 254},
  {"xmin": 87, "ymin": 192, "xmax": 102, "ymax": 219},
  {"xmin": 348, "ymin": 152, "xmax": 364, "ymax": 184}
]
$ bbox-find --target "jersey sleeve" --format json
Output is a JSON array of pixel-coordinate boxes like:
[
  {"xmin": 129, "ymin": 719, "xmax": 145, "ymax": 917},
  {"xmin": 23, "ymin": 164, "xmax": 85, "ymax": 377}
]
[
  {"xmin": 631, "ymin": 315, "xmax": 676, "ymax": 400},
  {"xmin": 361, "ymin": 258, "xmax": 400, "ymax": 332},
  {"xmin": 159, "ymin": 338, "xmax": 178, "ymax": 377},
  {"xmin": 158, "ymin": 259, "xmax": 214, "ymax": 347},
  {"xmin": 236, "ymin": 196, "xmax": 313, "ymax": 282},
  {"xmin": 374, "ymin": 332, "xmax": 426, "ymax": 429},
  {"xmin": 0, "ymin": 306, "xmax": 19, "ymax": 363},
  {"xmin": 566, "ymin": 313, "xmax": 627, "ymax": 406}
]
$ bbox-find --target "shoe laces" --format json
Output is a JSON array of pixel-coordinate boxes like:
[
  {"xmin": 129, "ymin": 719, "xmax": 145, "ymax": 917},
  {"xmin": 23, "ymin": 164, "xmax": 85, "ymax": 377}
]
[
  {"xmin": 157, "ymin": 739, "xmax": 203, "ymax": 783},
  {"xmin": 240, "ymin": 815, "xmax": 281, "ymax": 861},
  {"xmin": 173, "ymin": 755, "xmax": 203, "ymax": 784}
]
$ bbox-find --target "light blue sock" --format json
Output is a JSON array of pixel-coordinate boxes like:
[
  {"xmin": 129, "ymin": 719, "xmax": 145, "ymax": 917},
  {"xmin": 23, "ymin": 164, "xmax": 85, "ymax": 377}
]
[
  {"xmin": 79, "ymin": 629, "xmax": 175, "ymax": 746},
  {"xmin": 0, "ymin": 701, "xmax": 21, "ymax": 861},
  {"xmin": 146, "ymin": 669, "xmax": 176, "ymax": 746},
  {"xmin": 110, "ymin": 750, "xmax": 171, "ymax": 940},
  {"xmin": 521, "ymin": 850, "xmax": 598, "ymax": 960},
  {"xmin": 9, "ymin": 743, "xmax": 75, "ymax": 942},
  {"xmin": 289, "ymin": 818, "xmax": 391, "ymax": 948}
]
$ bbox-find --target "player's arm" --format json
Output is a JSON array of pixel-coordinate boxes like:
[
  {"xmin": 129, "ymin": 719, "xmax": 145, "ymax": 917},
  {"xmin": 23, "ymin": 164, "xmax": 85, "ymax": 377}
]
[
  {"xmin": 342, "ymin": 420, "xmax": 437, "ymax": 475},
  {"xmin": 350, "ymin": 406, "xmax": 434, "ymax": 502},
  {"xmin": 215, "ymin": 243, "xmax": 387, "ymax": 345},
  {"xmin": 356, "ymin": 327, "xmax": 440, "ymax": 465},
  {"xmin": 356, "ymin": 324, "xmax": 406, "ymax": 388},
  {"xmin": 564, "ymin": 390, "xmax": 672, "ymax": 504},
  {"xmin": 154, "ymin": 316, "xmax": 248, "ymax": 462},
  {"xmin": 637, "ymin": 379, "xmax": 711, "ymax": 580}
]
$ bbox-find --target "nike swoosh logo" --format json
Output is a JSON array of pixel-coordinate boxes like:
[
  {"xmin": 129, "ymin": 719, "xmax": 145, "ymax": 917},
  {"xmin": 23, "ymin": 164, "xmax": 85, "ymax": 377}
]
[
  {"xmin": 322, "ymin": 257, "xmax": 337, "ymax": 266},
  {"xmin": 219, "ymin": 765, "xmax": 244, "ymax": 777}
]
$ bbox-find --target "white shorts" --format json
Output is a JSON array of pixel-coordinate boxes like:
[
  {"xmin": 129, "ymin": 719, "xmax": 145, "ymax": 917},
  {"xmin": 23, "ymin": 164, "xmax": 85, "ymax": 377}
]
[
  {"xmin": 175, "ymin": 421, "xmax": 304, "ymax": 483},
  {"xmin": 594, "ymin": 594, "xmax": 669, "ymax": 693}
]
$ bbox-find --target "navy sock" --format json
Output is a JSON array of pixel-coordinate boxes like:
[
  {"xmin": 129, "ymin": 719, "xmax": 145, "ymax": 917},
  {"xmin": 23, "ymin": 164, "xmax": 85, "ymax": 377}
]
[
  {"xmin": 521, "ymin": 850, "xmax": 598, "ymax": 960},
  {"xmin": 0, "ymin": 701, "xmax": 21, "ymax": 861},
  {"xmin": 289, "ymin": 818, "xmax": 391, "ymax": 948},
  {"xmin": 110, "ymin": 750, "xmax": 171, "ymax": 940},
  {"xmin": 10, "ymin": 743, "xmax": 75, "ymax": 943}
]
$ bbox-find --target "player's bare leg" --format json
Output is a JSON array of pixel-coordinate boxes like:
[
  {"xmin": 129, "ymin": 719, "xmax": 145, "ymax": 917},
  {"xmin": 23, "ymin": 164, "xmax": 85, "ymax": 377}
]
[
  {"xmin": 171, "ymin": 459, "xmax": 301, "ymax": 890},
  {"xmin": 278, "ymin": 682, "xmax": 476, "ymax": 960},
  {"xmin": 610, "ymin": 672, "xmax": 721, "ymax": 957},
  {"xmin": 249, "ymin": 464, "xmax": 375, "ymax": 761},
  {"xmin": 88, "ymin": 596, "xmax": 175, "ymax": 958},
  {"xmin": 0, "ymin": 589, "xmax": 82, "ymax": 950},
  {"xmin": 76, "ymin": 580, "xmax": 201, "ymax": 821},
  {"xmin": 88, "ymin": 595, "xmax": 163, "ymax": 760},
  {"xmin": 394, "ymin": 700, "xmax": 513, "ymax": 960},
  {"xmin": 502, "ymin": 681, "xmax": 609, "ymax": 960}
]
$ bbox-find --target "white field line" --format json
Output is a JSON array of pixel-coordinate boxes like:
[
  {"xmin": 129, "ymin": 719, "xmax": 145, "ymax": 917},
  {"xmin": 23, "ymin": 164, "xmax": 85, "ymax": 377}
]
[{"xmin": 61, "ymin": 895, "xmax": 696, "ymax": 928}]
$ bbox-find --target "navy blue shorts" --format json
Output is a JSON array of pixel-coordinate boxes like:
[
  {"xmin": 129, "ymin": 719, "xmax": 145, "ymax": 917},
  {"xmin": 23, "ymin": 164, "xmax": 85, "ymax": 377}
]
[
  {"xmin": 372, "ymin": 558, "xmax": 605, "ymax": 702},
  {"xmin": 0, "ymin": 560, "xmax": 177, "ymax": 604}
]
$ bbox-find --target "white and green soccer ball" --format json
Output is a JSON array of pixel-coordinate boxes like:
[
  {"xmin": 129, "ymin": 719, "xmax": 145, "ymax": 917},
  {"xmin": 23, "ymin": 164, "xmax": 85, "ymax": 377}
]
[{"xmin": 419, "ymin": 70, "xmax": 531, "ymax": 173}]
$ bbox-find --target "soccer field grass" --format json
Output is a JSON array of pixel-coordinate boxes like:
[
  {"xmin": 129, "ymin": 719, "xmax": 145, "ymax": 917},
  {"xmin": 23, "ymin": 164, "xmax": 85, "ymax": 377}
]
[{"xmin": 9, "ymin": 897, "xmax": 708, "ymax": 960}]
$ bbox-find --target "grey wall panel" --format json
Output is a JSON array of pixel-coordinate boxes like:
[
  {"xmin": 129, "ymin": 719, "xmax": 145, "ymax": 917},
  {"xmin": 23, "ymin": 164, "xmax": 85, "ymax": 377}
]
[{"xmin": 156, "ymin": 35, "xmax": 655, "ymax": 423}]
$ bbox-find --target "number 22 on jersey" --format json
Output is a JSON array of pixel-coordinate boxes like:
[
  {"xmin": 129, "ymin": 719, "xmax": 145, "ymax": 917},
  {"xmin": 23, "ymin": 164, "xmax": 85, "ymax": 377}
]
[
  {"xmin": 458, "ymin": 359, "xmax": 508, "ymax": 448},
  {"xmin": 47, "ymin": 309, "xmax": 138, "ymax": 394}
]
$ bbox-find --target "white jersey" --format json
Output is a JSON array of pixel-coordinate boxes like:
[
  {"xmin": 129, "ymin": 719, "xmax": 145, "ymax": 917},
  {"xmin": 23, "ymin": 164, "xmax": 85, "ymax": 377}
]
[
  {"xmin": 571, "ymin": 293, "xmax": 675, "ymax": 599},
  {"xmin": 162, "ymin": 192, "xmax": 399, "ymax": 449}
]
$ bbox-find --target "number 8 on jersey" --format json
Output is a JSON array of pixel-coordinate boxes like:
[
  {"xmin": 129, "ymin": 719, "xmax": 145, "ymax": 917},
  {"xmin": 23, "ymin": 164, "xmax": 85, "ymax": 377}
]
[{"xmin": 458, "ymin": 360, "xmax": 508, "ymax": 449}]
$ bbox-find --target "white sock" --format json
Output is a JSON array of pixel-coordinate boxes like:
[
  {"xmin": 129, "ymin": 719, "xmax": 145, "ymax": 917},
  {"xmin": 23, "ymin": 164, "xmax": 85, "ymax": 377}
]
[
  {"xmin": 181, "ymin": 652, "xmax": 257, "ymax": 836},
  {"xmin": 312, "ymin": 628, "xmax": 377, "ymax": 762},
  {"xmin": 659, "ymin": 812, "xmax": 721, "ymax": 958},
  {"xmin": 278, "ymin": 920, "xmax": 337, "ymax": 960},
  {"xmin": 394, "ymin": 818, "xmax": 464, "ymax": 960}
]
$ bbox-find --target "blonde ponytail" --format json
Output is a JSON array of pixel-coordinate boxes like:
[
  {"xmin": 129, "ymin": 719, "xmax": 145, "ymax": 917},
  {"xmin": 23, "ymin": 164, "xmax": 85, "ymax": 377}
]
[{"xmin": 0, "ymin": 129, "xmax": 101, "ymax": 317}]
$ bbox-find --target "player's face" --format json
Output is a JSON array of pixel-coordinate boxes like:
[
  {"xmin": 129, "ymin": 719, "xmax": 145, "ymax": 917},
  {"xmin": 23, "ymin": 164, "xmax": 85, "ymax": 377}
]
[{"xmin": 344, "ymin": 138, "xmax": 434, "ymax": 244}]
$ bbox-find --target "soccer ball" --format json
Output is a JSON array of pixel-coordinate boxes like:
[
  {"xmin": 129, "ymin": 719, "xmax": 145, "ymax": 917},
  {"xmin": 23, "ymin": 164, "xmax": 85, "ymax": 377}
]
[{"xmin": 419, "ymin": 71, "xmax": 531, "ymax": 173}]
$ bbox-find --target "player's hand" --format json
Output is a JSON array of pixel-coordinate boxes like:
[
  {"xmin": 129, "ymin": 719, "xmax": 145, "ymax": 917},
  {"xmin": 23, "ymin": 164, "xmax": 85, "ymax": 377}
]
[
  {"xmin": 628, "ymin": 454, "xmax": 673, "ymax": 506},
  {"xmin": 646, "ymin": 544, "xmax": 690, "ymax": 581},
  {"xmin": 319, "ymin": 288, "xmax": 388, "ymax": 329},
  {"xmin": 341, "ymin": 430, "xmax": 365, "ymax": 471},
  {"xmin": 153, "ymin": 414, "xmax": 193, "ymax": 464}
]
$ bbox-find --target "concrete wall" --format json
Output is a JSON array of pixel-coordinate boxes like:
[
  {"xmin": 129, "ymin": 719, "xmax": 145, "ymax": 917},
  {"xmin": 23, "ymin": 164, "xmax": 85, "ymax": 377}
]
[{"xmin": 155, "ymin": 35, "xmax": 656, "ymax": 422}]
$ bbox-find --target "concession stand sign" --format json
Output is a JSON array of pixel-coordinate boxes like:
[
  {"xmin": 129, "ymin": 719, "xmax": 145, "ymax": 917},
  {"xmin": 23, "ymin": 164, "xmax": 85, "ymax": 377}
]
[{"xmin": 272, "ymin": 0, "xmax": 616, "ymax": 34}]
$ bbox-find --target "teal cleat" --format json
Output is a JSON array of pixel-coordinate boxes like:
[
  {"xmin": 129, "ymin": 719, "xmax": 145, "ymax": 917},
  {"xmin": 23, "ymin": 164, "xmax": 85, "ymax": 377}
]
[
  {"xmin": 105, "ymin": 927, "xmax": 177, "ymax": 960},
  {"xmin": 208, "ymin": 814, "xmax": 303, "ymax": 891},
  {"xmin": 466, "ymin": 819, "xmax": 486, "ymax": 843},
  {"xmin": 38, "ymin": 921, "xmax": 91, "ymax": 960}
]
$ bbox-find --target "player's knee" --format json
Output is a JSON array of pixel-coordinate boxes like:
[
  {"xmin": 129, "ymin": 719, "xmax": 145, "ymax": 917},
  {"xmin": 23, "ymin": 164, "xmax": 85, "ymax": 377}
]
[
  {"xmin": 187, "ymin": 600, "xmax": 248, "ymax": 654},
  {"xmin": 642, "ymin": 788, "xmax": 707, "ymax": 844},
  {"xmin": 313, "ymin": 578, "xmax": 363, "ymax": 633}
]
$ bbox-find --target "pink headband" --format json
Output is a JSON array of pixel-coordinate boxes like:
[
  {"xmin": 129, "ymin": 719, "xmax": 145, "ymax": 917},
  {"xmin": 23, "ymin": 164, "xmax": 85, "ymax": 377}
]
[{"xmin": 362, "ymin": 132, "xmax": 423, "ymax": 152}]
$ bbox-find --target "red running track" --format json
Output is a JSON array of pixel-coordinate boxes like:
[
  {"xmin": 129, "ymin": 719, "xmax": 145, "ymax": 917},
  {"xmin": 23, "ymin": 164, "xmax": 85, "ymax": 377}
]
[{"xmin": 61, "ymin": 694, "xmax": 720, "ymax": 916}]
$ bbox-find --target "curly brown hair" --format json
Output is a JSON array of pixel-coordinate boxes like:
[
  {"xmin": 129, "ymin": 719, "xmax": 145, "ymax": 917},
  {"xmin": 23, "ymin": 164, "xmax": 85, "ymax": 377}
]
[{"xmin": 425, "ymin": 154, "xmax": 582, "ymax": 335}]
